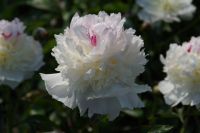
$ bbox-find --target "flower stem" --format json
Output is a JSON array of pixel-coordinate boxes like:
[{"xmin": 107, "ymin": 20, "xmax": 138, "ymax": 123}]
[
  {"xmin": 0, "ymin": 103, "xmax": 3, "ymax": 132},
  {"xmin": 5, "ymin": 88, "xmax": 13, "ymax": 133}
]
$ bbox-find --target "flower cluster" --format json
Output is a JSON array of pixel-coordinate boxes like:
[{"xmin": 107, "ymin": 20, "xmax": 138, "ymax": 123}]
[
  {"xmin": 136, "ymin": 0, "xmax": 196, "ymax": 23},
  {"xmin": 0, "ymin": 6, "xmax": 199, "ymax": 121},
  {"xmin": 41, "ymin": 12, "xmax": 150, "ymax": 120},
  {"xmin": 0, "ymin": 18, "xmax": 44, "ymax": 88},
  {"xmin": 159, "ymin": 37, "xmax": 200, "ymax": 107}
]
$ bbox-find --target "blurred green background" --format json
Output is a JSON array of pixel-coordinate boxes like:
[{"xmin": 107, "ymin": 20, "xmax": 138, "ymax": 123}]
[{"xmin": 0, "ymin": 0, "xmax": 200, "ymax": 132}]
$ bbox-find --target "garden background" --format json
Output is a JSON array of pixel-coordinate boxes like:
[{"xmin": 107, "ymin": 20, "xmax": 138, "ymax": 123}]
[{"xmin": 0, "ymin": 0, "xmax": 200, "ymax": 132}]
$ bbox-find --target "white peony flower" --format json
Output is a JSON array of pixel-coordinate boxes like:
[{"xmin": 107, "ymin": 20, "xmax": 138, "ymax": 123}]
[
  {"xmin": 0, "ymin": 18, "xmax": 44, "ymax": 89},
  {"xmin": 41, "ymin": 11, "xmax": 150, "ymax": 120},
  {"xmin": 159, "ymin": 36, "xmax": 200, "ymax": 107},
  {"xmin": 136, "ymin": 0, "xmax": 196, "ymax": 23}
]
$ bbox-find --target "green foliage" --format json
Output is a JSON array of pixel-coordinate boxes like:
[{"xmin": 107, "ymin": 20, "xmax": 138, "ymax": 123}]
[{"xmin": 0, "ymin": 0, "xmax": 200, "ymax": 132}]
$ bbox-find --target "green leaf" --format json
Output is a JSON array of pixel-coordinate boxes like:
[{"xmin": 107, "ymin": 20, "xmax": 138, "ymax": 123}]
[
  {"xmin": 26, "ymin": 0, "xmax": 60, "ymax": 12},
  {"xmin": 123, "ymin": 109, "xmax": 143, "ymax": 118},
  {"xmin": 147, "ymin": 125, "xmax": 173, "ymax": 133}
]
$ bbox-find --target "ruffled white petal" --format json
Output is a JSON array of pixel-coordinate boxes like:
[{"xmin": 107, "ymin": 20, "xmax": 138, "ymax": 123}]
[{"xmin": 41, "ymin": 73, "xmax": 69, "ymax": 98}]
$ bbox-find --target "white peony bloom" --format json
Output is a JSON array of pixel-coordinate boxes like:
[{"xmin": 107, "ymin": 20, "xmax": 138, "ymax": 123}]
[
  {"xmin": 136, "ymin": 0, "xmax": 196, "ymax": 23},
  {"xmin": 41, "ymin": 11, "xmax": 150, "ymax": 120},
  {"xmin": 0, "ymin": 18, "xmax": 44, "ymax": 89},
  {"xmin": 159, "ymin": 36, "xmax": 200, "ymax": 107}
]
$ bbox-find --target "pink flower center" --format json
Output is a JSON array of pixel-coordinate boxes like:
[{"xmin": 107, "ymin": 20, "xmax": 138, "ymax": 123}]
[
  {"xmin": 17, "ymin": 31, "xmax": 21, "ymax": 36},
  {"xmin": 186, "ymin": 43, "xmax": 200, "ymax": 54},
  {"xmin": 1, "ymin": 31, "xmax": 21, "ymax": 40},
  {"xmin": 90, "ymin": 35, "xmax": 97, "ymax": 47},
  {"xmin": 2, "ymin": 32, "xmax": 12, "ymax": 39},
  {"xmin": 187, "ymin": 45, "xmax": 192, "ymax": 53}
]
